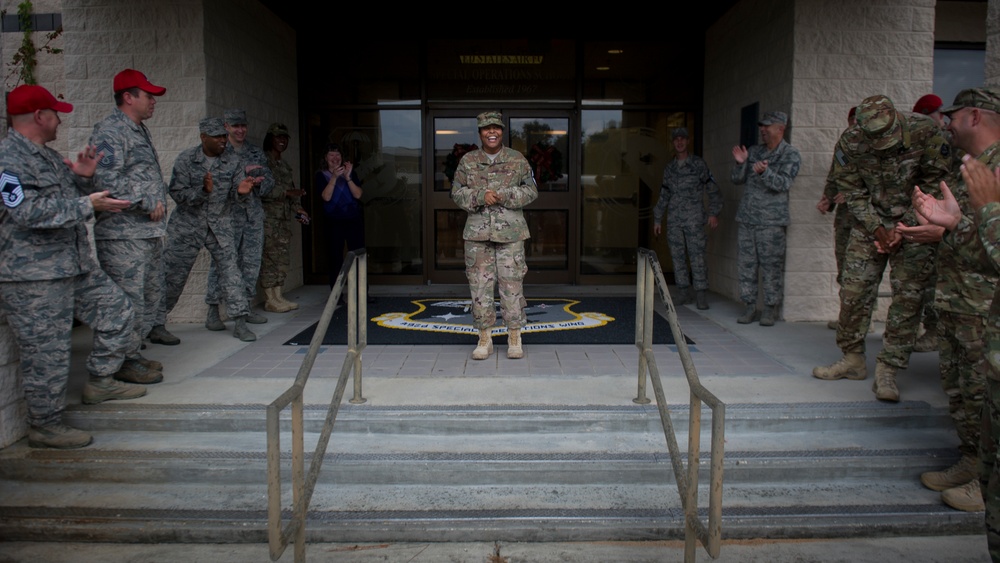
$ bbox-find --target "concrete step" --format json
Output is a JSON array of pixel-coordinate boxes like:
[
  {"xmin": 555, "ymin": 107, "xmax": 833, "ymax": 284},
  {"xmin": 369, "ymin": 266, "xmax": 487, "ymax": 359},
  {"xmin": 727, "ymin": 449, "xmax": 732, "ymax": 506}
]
[{"xmin": 0, "ymin": 400, "xmax": 976, "ymax": 544}]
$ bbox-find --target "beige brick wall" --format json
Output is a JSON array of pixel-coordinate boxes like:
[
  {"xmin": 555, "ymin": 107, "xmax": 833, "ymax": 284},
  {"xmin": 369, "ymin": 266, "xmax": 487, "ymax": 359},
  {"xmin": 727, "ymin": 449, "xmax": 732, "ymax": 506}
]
[
  {"xmin": 167, "ymin": 0, "xmax": 300, "ymax": 323},
  {"xmin": 989, "ymin": 0, "xmax": 1000, "ymax": 88},
  {"xmin": 0, "ymin": 0, "xmax": 297, "ymax": 446},
  {"xmin": 704, "ymin": 0, "xmax": 937, "ymax": 323},
  {"xmin": 703, "ymin": 0, "xmax": 796, "ymax": 311}
]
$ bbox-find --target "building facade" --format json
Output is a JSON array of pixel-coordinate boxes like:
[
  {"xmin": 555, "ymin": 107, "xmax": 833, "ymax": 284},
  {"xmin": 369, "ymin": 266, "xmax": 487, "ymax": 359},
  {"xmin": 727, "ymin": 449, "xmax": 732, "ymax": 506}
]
[{"xmin": 0, "ymin": 0, "xmax": 996, "ymax": 446}]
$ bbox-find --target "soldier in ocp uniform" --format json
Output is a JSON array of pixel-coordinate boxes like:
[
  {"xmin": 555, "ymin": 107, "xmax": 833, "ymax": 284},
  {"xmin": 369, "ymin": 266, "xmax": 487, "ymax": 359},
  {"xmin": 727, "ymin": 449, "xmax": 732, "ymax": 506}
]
[
  {"xmin": 813, "ymin": 95, "xmax": 951, "ymax": 403},
  {"xmin": 260, "ymin": 122, "xmax": 308, "ymax": 313},
  {"xmin": 161, "ymin": 118, "xmax": 259, "ymax": 342},
  {"xmin": 0, "ymin": 85, "xmax": 148, "ymax": 448},
  {"xmin": 816, "ymin": 107, "xmax": 858, "ymax": 330},
  {"xmin": 451, "ymin": 111, "xmax": 538, "ymax": 360},
  {"xmin": 204, "ymin": 109, "xmax": 275, "ymax": 327},
  {"xmin": 731, "ymin": 110, "xmax": 801, "ymax": 327},
  {"xmin": 653, "ymin": 127, "xmax": 722, "ymax": 310}
]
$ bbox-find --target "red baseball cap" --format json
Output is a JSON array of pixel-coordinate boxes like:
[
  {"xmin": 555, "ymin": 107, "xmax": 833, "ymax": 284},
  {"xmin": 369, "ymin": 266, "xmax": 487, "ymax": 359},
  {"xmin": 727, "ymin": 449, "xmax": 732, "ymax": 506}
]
[
  {"xmin": 113, "ymin": 69, "xmax": 166, "ymax": 96},
  {"xmin": 7, "ymin": 84, "xmax": 73, "ymax": 115},
  {"xmin": 912, "ymin": 94, "xmax": 943, "ymax": 115}
]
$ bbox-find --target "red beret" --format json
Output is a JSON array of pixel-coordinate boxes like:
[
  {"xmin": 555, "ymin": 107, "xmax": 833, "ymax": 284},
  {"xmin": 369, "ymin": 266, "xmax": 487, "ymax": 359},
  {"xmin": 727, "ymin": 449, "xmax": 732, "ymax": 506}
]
[{"xmin": 912, "ymin": 94, "xmax": 943, "ymax": 115}]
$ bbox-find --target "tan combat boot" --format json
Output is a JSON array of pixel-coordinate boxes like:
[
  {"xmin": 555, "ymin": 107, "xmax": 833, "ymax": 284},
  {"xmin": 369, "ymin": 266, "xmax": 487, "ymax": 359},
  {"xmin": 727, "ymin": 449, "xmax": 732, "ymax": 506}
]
[
  {"xmin": 872, "ymin": 362, "xmax": 899, "ymax": 402},
  {"xmin": 28, "ymin": 423, "xmax": 93, "ymax": 449},
  {"xmin": 921, "ymin": 455, "xmax": 979, "ymax": 492},
  {"xmin": 941, "ymin": 480, "xmax": 985, "ymax": 512},
  {"xmin": 471, "ymin": 328, "xmax": 493, "ymax": 360},
  {"xmin": 812, "ymin": 353, "xmax": 867, "ymax": 380},
  {"xmin": 275, "ymin": 286, "xmax": 299, "ymax": 310},
  {"xmin": 507, "ymin": 328, "xmax": 524, "ymax": 359},
  {"xmin": 264, "ymin": 287, "xmax": 293, "ymax": 313}
]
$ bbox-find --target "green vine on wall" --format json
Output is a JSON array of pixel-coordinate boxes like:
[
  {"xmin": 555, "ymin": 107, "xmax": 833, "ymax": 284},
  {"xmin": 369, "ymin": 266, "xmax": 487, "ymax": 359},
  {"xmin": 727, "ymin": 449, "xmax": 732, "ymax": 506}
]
[{"xmin": 5, "ymin": 1, "xmax": 63, "ymax": 87}]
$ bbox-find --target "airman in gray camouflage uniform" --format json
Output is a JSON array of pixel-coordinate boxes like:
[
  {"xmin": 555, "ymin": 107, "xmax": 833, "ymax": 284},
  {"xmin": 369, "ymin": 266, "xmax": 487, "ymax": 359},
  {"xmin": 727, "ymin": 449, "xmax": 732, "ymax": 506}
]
[
  {"xmin": 451, "ymin": 111, "xmax": 538, "ymax": 360},
  {"xmin": 731, "ymin": 110, "xmax": 800, "ymax": 327},
  {"xmin": 204, "ymin": 109, "xmax": 274, "ymax": 326},
  {"xmin": 92, "ymin": 68, "xmax": 179, "ymax": 365},
  {"xmin": 653, "ymin": 127, "xmax": 722, "ymax": 310},
  {"xmin": 260, "ymin": 122, "xmax": 308, "ymax": 313},
  {"xmin": 813, "ymin": 95, "xmax": 951, "ymax": 403},
  {"xmin": 0, "ymin": 85, "xmax": 147, "ymax": 448},
  {"xmin": 162, "ymin": 118, "xmax": 259, "ymax": 342}
]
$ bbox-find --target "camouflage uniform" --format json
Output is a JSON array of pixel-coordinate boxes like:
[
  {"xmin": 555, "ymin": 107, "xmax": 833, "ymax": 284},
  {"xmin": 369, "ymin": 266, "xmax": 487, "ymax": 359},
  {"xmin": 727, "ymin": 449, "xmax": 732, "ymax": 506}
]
[
  {"xmin": 653, "ymin": 152, "xmax": 722, "ymax": 292},
  {"xmin": 0, "ymin": 128, "xmax": 137, "ymax": 427},
  {"xmin": 259, "ymin": 153, "xmax": 299, "ymax": 289},
  {"xmin": 978, "ymin": 197, "xmax": 1000, "ymax": 561},
  {"xmin": 933, "ymin": 143, "xmax": 1000, "ymax": 473},
  {"xmin": 731, "ymin": 138, "xmax": 800, "ymax": 307},
  {"xmin": 162, "ymin": 136, "xmax": 252, "ymax": 319},
  {"xmin": 821, "ymin": 158, "xmax": 859, "ymax": 285},
  {"xmin": 451, "ymin": 146, "xmax": 538, "ymax": 330},
  {"xmin": 91, "ymin": 107, "xmax": 168, "ymax": 356},
  {"xmin": 830, "ymin": 105, "xmax": 951, "ymax": 371},
  {"xmin": 206, "ymin": 113, "xmax": 274, "ymax": 309}
]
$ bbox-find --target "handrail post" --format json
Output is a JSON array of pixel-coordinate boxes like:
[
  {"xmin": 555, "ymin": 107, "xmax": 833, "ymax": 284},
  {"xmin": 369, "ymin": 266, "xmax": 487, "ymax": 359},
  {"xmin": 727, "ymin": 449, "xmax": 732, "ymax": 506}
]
[
  {"xmin": 633, "ymin": 254, "xmax": 650, "ymax": 405},
  {"xmin": 350, "ymin": 252, "xmax": 367, "ymax": 404}
]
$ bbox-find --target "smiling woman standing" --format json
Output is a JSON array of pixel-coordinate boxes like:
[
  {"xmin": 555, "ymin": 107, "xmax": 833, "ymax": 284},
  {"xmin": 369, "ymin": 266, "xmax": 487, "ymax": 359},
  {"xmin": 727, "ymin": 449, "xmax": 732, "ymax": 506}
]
[
  {"xmin": 450, "ymin": 111, "xmax": 538, "ymax": 361},
  {"xmin": 317, "ymin": 143, "xmax": 364, "ymax": 289}
]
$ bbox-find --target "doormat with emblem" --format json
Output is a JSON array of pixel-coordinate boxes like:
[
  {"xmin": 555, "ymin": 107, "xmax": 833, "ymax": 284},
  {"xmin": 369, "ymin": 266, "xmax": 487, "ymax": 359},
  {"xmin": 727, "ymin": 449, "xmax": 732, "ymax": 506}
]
[{"xmin": 284, "ymin": 297, "xmax": 690, "ymax": 346}]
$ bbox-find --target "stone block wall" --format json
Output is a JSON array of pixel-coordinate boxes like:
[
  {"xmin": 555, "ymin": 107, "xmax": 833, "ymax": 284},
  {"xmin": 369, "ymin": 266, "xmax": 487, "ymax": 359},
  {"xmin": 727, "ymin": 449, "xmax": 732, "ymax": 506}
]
[
  {"xmin": 166, "ymin": 0, "xmax": 300, "ymax": 323},
  {"xmin": 702, "ymin": 0, "xmax": 796, "ymax": 310},
  {"xmin": 704, "ymin": 0, "xmax": 937, "ymax": 322},
  {"xmin": 989, "ymin": 0, "xmax": 1000, "ymax": 87}
]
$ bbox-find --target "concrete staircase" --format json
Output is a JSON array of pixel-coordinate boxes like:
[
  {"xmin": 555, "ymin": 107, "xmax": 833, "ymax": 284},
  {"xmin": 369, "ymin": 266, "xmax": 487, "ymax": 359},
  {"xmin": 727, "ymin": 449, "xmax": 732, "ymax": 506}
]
[{"xmin": 0, "ymin": 398, "xmax": 981, "ymax": 544}]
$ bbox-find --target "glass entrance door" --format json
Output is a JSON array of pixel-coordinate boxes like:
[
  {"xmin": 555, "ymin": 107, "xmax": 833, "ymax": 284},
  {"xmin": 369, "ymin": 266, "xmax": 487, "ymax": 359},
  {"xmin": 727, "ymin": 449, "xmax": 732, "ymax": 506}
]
[{"xmin": 427, "ymin": 109, "xmax": 575, "ymax": 284}]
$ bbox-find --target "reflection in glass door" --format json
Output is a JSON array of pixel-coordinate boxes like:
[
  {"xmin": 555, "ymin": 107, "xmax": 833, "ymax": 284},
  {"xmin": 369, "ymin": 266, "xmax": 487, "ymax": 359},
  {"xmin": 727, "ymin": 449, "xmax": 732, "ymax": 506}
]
[{"xmin": 428, "ymin": 111, "xmax": 574, "ymax": 284}]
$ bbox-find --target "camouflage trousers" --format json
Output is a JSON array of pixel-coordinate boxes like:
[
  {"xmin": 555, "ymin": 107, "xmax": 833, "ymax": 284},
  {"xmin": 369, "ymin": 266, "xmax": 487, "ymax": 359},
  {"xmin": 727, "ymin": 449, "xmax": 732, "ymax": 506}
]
[
  {"xmin": 0, "ymin": 271, "xmax": 136, "ymax": 426},
  {"xmin": 163, "ymin": 224, "xmax": 249, "ymax": 319},
  {"xmin": 939, "ymin": 310, "xmax": 987, "ymax": 458},
  {"xmin": 207, "ymin": 207, "xmax": 264, "ymax": 305},
  {"xmin": 465, "ymin": 240, "xmax": 527, "ymax": 330},
  {"xmin": 832, "ymin": 204, "xmax": 854, "ymax": 285},
  {"xmin": 737, "ymin": 224, "xmax": 786, "ymax": 306},
  {"xmin": 980, "ymin": 375, "xmax": 1000, "ymax": 561},
  {"xmin": 259, "ymin": 213, "xmax": 292, "ymax": 289},
  {"xmin": 836, "ymin": 228, "xmax": 937, "ymax": 369},
  {"xmin": 666, "ymin": 223, "xmax": 709, "ymax": 291},
  {"xmin": 96, "ymin": 237, "xmax": 164, "ymax": 356}
]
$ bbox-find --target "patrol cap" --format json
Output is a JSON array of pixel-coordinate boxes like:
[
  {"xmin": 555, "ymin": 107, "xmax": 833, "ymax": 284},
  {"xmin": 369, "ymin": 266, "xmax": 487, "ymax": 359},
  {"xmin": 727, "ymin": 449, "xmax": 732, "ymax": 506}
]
[
  {"xmin": 856, "ymin": 95, "xmax": 902, "ymax": 151},
  {"xmin": 940, "ymin": 88, "xmax": 1000, "ymax": 115},
  {"xmin": 113, "ymin": 69, "xmax": 166, "ymax": 96},
  {"xmin": 912, "ymin": 94, "xmax": 943, "ymax": 115},
  {"xmin": 672, "ymin": 127, "xmax": 689, "ymax": 139},
  {"xmin": 477, "ymin": 111, "xmax": 503, "ymax": 129},
  {"xmin": 7, "ymin": 84, "xmax": 73, "ymax": 115},
  {"xmin": 224, "ymin": 108, "xmax": 248, "ymax": 126},
  {"xmin": 199, "ymin": 117, "xmax": 227, "ymax": 137},
  {"xmin": 758, "ymin": 111, "xmax": 788, "ymax": 126},
  {"xmin": 267, "ymin": 122, "xmax": 290, "ymax": 137}
]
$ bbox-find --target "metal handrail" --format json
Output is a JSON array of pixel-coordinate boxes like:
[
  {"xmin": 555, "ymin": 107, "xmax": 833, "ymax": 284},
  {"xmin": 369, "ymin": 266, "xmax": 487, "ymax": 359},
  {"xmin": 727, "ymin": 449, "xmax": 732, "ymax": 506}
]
[
  {"xmin": 634, "ymin": 247, "xmax": 725, "ymax": 561},
  {"xmin": 266, "ymin": 249, "xmax": 368, "ymax": 562}
]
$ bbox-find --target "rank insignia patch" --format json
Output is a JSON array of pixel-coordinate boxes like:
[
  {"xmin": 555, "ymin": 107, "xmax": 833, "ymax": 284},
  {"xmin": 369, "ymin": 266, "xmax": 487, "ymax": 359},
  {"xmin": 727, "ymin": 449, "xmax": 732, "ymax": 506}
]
[
  {"xmin": 96, "ymin": 141, "xmax": 115, "ymax": 168},
  {"xmin": 0, "ymin": 171, "xmax": 24, "ymax": 208}
]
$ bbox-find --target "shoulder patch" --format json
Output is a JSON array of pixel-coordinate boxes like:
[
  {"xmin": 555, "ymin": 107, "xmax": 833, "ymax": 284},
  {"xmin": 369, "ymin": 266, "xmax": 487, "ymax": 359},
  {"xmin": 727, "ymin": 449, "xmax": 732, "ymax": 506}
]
[
  {"xmin": 96, "ymin": 141, "xmax": 115, "ymax": 168},
  {"xmin": 0, "ymin": 170, "xmax": 24, "ymax": 208},
  {"xmin": 940, "ymin": 143, "xmax": 950, "ymax": 158},
  {"xmin": 835, "ymin": 148, "xmax": 848, "ymax": 167}
]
